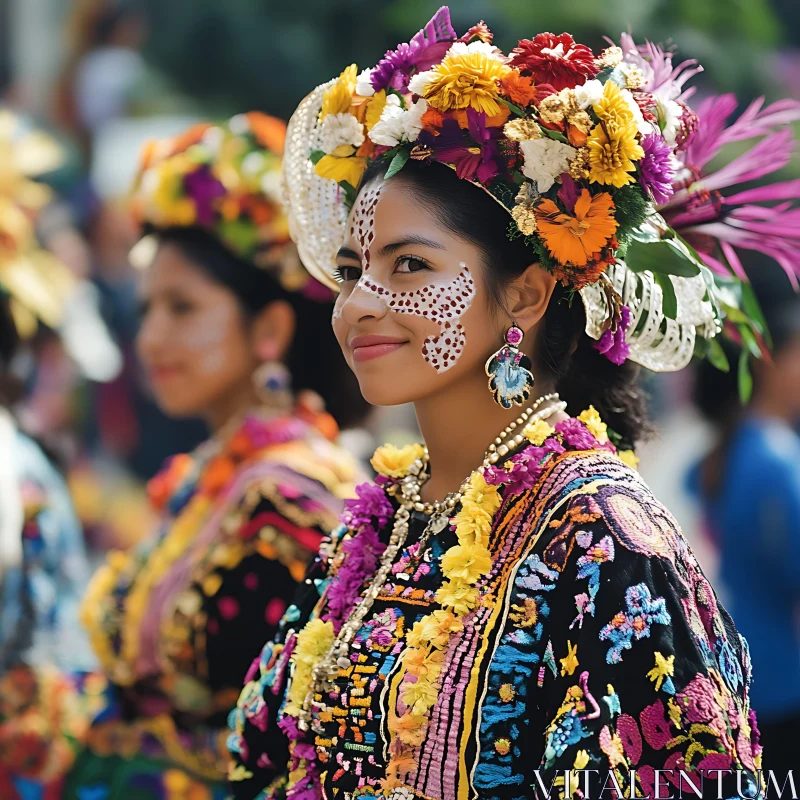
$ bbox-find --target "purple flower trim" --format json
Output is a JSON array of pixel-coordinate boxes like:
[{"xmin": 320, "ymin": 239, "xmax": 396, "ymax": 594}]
[
  {"xmin": 555, "ymin": 417, "xmax": 600, "ymax": 451},
  {"xmin": 638, "ymin": 134, "xmax": 675, "ymax": 205},
  {"xmin": 343, "ymin": 481, "xmax": 394, "ymax": 532},
  {"xmin": 593, "ymin": 305, "xmax": 632, "ymax": 366},
  {"xmin": 485, "ymin": 439, "xmax": 566, "ymax": 493}
]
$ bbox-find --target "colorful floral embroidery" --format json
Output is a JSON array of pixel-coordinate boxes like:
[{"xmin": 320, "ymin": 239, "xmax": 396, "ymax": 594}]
[{"xmin": 599, "ymin": 583, "xmax": 671, "ymax": 664}]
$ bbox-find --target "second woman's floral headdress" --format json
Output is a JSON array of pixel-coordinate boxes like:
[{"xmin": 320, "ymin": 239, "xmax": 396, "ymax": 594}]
[{"xmin": 283, "ymin": 7, "xmax": 800, "ymax": 373}]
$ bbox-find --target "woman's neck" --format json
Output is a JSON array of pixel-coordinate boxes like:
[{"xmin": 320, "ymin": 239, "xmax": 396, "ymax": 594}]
[
  {"xmin": 414, "ymin": 369, "xmax": 561, "ymax": 503},
  {"xmin": 204, "ymin": 380, "xmax": 263, "ymax": 435}
]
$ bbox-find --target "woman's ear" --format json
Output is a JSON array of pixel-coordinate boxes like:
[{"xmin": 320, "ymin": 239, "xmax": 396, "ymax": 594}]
[
  {"xmin": 505, "ymin": 263, "xmax": 556, "ymax": 334},
  {"xmin": 251, "ymin": 300, "xmax": 296, "ymax": 362}
]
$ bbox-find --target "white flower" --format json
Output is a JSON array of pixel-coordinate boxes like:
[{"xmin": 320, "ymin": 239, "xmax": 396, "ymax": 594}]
[
  {"xmin": 621, "ymin": 89, "xmax": 653, "ymax": 136},
  {"xmin": 573, "ymin": 80, "xmax": 604, "ymax": 111},
  {"xmin": 201, "ymin": 126, "xmax": 225, "ymax": 154},
  {"xmin": 228, "ymin": 114, "xmax": 250, "ymax": 136},
  {"xmin": 654, "ymin": 93, "xmax": 682, "ymax": 146},
  {"xmin": 404, "ymin": 98, "xmax": 428, "ymax": 142},
  {"xmin": 368, "ymin": 104, "xmax": 408, "ymax": 147},
  {"xmin": 241, "ymin": 151, "xmax": 265, "ymax": 176},
  {"xmin": 408, "ymin": 69, "xmax": 434, "ymax": 97},
  {"xmin": 356, "ymin": 68, "xmax": 375, "ymax": 97},
  {"xmin": 445, "ymin": 40, "xmax": 505, "ymax": 60},
  {"xmin": 319, "ymin": 112, "xmax": 365, "ymax": 154},
  {"xmin": 519, "ymin": 138, "xmax": 576, "ymax": 192}
]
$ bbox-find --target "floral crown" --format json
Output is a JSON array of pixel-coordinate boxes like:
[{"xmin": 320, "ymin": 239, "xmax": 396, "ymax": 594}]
[
  {"xmin": 132, "ymin": 112, "xmax": 331, "ymax": 300},
  {"xmin": 283, "ymin": 7, "xmax": 800, "ymax": 374}
]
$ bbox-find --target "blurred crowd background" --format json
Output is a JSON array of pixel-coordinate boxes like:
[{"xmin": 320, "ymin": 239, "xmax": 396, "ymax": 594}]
[{"xmin": 0, "ymin": 0, "xmax": 798, "ymax": 730}]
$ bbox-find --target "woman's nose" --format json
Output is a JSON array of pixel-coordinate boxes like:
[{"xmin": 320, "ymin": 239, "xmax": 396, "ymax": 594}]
[{"xmin": 339, "ymin": 280, "xmax": 390, "ymax": 324}]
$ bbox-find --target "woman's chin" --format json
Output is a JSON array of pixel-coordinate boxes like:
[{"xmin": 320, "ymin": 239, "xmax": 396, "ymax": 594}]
[
  {"xmin": 356, "ymin": 379, "xmax": 421, "ymax": 408},
  {"xmin": 152, "ymin": 392, "xmax": 207, "ymax": 420}
]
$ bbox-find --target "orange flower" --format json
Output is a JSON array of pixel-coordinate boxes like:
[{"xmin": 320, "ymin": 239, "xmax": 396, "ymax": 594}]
[
  {"xmin": 536, "ymin": 189, "xmax": 618, "ymax": 268},
  {"xmin": 453, "ymin": 105, "xmax": 511, "ymax": 129},
  {"xmin": 500, "ymin": 72, "xmax": 538, "ymax": 106},
  {"xmin": 198, "ymin": 456, "xmax": 236, "ymax": 495},
  {"xmin": 420, "ymin": 106, "xmax": 445, "ymax": 132},
  {"xmin": 169, "ymin": 123, "xmax": 213, "ymax": 156},
  {"xmin": 567, "ymin": 123, "xmax": 588, "ymax": 147},
  {"xmin": 246, "ymin": 112, "xmax": 286, "ymax": 154}
]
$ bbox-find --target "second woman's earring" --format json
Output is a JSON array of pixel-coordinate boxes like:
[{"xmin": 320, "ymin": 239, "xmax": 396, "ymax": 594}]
[
  {"xmin": 485, "ymin": 325, "xmax": 535, "ymax": 409},
  {"xmin": 252, "ymin": 361, "xmax": 293, "ymax": 409}
]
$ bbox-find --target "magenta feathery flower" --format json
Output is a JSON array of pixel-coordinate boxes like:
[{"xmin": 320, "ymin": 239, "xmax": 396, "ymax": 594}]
[
  {"xmin": 638, "ymin": 134, "xmax": 675, "ymax": 205},
  {"xmin": 661, "ymin": 94, "xmax": 800, "ymax": 286},
  {"xmin": 370, "ymin": 6, "xmax": 456, "ymax": 93},
  {"xmin": 593, "ymin": 305, "xmax": 632, "ymax": 366},
  {"xmin": 618, "ymin": 33, "xmax": 702, "ymax": 102},
  {"xmin": 555, "ymin": 418, "xmax": 599, "ymax": 451},
  {"xmin": 182, "ymin": 164, "xmax": 226, "ymax": 226},
  {"xmin": 343, "ymin": 481, "xmax": 394, "ymax": 532}
]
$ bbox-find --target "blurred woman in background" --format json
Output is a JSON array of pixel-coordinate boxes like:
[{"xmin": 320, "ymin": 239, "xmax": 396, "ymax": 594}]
[
  {"xmin": 65, "ymin": 113, "xmax": 367, "ymax": 800},
  {"xmin": 692, "ymin": 266, "xmax": 800, "ymax": 777}
]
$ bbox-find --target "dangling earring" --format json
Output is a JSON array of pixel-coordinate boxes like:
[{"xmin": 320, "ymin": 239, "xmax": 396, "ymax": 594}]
[
  {"xmin": 252, "ymin": 361, "xmax": 293, "ymax": 409},
  {"xmin": 485, "ymin": 324, "xmax": 535, "ymax": 409}
]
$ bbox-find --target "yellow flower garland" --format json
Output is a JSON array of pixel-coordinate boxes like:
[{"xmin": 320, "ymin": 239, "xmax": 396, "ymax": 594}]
[{"xmin": 383, "ymin": 468, "xmax": 502, "ymax": 791}]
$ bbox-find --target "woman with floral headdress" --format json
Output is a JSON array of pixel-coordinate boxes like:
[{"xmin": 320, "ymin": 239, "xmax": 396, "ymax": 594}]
[
  {"xmin": 226, "ymin": 10, "xmax": 799, "ymax": 799},
  {"xmin": 63, "ymin": 113, "xmax": 368, "ymax": 800}
]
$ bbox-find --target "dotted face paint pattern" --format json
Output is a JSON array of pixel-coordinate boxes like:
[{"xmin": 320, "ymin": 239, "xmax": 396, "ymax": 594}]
[
  {"xmin": 351, "ymin": 182, "xmax": 383, "ymax": 273},
  {"xmin": 359, "ymin": 266, "xmax": 476, "ymax": 373}
]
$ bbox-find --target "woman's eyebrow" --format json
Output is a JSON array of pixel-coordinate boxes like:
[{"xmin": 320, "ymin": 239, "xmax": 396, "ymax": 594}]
[
  {"xmin": 379, "ymin": 235, "xmax": 446, "ymax": 257},
  {"xmin": 336, "ymin": 246, "xmax": 360, "ymax": 261}
]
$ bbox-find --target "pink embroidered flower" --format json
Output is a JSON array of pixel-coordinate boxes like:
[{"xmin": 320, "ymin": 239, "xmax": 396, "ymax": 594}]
[
  {"xmin": 640, "ymin": 700, "xmax": 673, "ymax": 750},
  {"xmin": 638, "ymin": 765, "xmax": 676, "ymax": 799},
  {"xmin": 698, "ymin": 751, "xmax": 732, "ymax": 772},
  {"xmin": 616, "ymin": 714, "xmax": 642, "ymax": 764},
  {"xmin": 736, "ymin": 726, "xmax": 756, "ymax": 771},
  {"xmin": 676, "ymin": 673, "xmax": 727, "ymax": 733}
]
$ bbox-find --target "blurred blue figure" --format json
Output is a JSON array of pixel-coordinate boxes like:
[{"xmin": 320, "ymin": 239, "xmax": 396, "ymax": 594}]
[{"xmin": 691, "ymin": 267, "xmax": 800, "ymax": 776}]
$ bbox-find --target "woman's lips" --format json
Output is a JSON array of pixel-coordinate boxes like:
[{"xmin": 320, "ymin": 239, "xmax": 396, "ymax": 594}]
[
  {"xmin": 148, "ymin": 364, "xmax": 185, "ymax": 382},
  {"xmin": 350, "ymin": 334, "xmax": 408, "ymax": 362}
]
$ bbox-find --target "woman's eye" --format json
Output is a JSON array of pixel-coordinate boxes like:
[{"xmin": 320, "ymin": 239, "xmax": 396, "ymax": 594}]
[
  {"xmin": 170, "ymin": 299, "xmax": 195, "ymax": 316},
  {"xmin": 334, "ymin": 265, "xmax": 361, "ymax": 283},
  {"xmin": 395, "ymin": 256, "xmax": 430, "ymax": 274}
]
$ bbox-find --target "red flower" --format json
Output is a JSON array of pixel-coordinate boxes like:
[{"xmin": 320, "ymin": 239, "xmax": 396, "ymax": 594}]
[{"xmin": 510, "ymin": 33, "xmax": 597, "ymax": 92}]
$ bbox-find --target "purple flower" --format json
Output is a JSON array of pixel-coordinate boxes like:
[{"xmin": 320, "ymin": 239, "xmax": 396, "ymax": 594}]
[
  {"xmin": 555, "ymin": 418, "xmax": 599, "ymax": 451},
  {"xmin": 431, "ymin": 114, "xmax": 501, "ymax": 184},
  {"xmin": 558, "ymin": 173, "xmax": 582, "ymax": 212},
  {"xmin": 343, "ymin": 482, "xmax": 394, "ymax": 532},
  {"xmin": 183, "ymin": 164, "xmax": 226, "ymax": 226},
  {"xmin": 638, "ymin": 134, "xmax": 675, "ymax": 205},
  {"xmin": 593, "ymin": 305, "xmax": 632, "ymax": 365},
  {"xmin": 484, "ymin": 439, "xmax": 565, "ymax": 494},
  {"xmin": 370, "ymin": 7, "xmax": 456, "ymax": 93},
  {"xmin": 278, "ymin": 713, "xmax": 301, "ymax": 741}
]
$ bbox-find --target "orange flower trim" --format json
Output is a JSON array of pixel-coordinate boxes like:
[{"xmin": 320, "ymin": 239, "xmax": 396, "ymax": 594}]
[{"xmin": 536, "ymin": 189, "xmax": 618, "ymax": 285}]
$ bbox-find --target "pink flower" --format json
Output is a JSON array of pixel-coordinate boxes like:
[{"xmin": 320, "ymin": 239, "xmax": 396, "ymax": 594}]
[
  {"xmin": 676, "ymin": 673, "xmax": 727, "ymax": 732},
  {"xmin": 555, "ymin": 418, "xmax": 598, "ymax": 451},
  {"xmin": 593, "ymin": 305, "xmax": 632, "ymax": 366},
  {"xmin": 618, "ymin": 34, "xmax": 702, "ymax": 102},
  {"xmin": 639, "ymin": 700, "xmax": 673, "ymax": 750},
  {"xmin": 617, "ymin": 714, "xmax": 642, "ymax": 764}
]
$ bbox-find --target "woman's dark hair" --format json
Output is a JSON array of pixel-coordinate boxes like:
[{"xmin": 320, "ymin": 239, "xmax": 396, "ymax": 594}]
[
  {"xmin": 0, "ymin": 293, "xmax": 21, "ymax": 406},
  {"xmin": 361, "ymin": 160, "xmax": 649, "ymax": 447},
  {"xmin": 151, "ymin": 227, "xmax": 369, "ymax": 430}
]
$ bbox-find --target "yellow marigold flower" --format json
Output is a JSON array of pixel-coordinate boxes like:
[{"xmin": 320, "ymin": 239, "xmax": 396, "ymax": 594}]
[
  {"xmin": 578, "ymin": 406, "xmax": 608, "ymax": 444},
  {"xmin": 391, "ymin": 711, "xmax": 428, "ymax": 746},
  {"xmin": 617, "ymin": 449, "xmax": 640, "ymax": 469},
  {"xmin": 441, "ymin": 543, "xmax": 492, "ymax": 584},
  {"xmin": 451, "ymin": 505, "xmax": 492, "ymax": 547},
  {"xmin": 321, "ymin": 64, "xmax": 358, "ymax": 119},
  {"xmin": 463, "ymin": 471, "xmax": 502, "ymax": 516},
  {"xmin": 436, "ymin": 579, "xmax": 481, "ymax": 616},
  {"xmin": 560, "ymin": 640, "xmax": 579, "ymax": 676},
  {"xmin": 284, "ymin": 618, "xmax": 334, "ymax": 716},
  {"xmin": 370, "ymin": 442, "xmax": 425, "ymax": 478},
  {"xmin": 592, "ymin": 79, "xmax": 634, "ymax": 128},
  {"xmin": 403, "ymin": 647, "xmax": 445, "ymax": 678},
  {"xmin": 406, "ymin": 609, "xmax": 463, "ymax": 650},
  {"xmin": 401, "ymin": 675, "xmax": 439, "ymax": 715},
  {"xmin": 587, "ymin": 119, "xmax": 643, "ymax": 187},
  {"xmin": 314, "ymin": 146, "xmax": 367, "ymax": 189},
  {"xmin": 524, "ymin": 418, "xmax": 554, "ymax": 446},
  {"xmin": 423, "ymin": 49, "xmax": 511, "ymax": 117}
]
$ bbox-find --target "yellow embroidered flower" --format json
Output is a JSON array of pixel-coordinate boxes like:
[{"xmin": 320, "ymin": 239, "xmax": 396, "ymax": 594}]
[
  {"xmin": 494, "ymin": 738, "xmax": 511, "ymax": 755},
  {"xmin": 647, "ymin": 651, "xmax": 675, "ymax": 691},
  {"xmin": 314, "ymin": 145, "xmax": 367, "ymax": 188},
  {"xmin": 403, "ymin": 647, "xmax": 445, "ymax": 678},
  {"xmin": 462, "ymin": 471, "xmax": 502, "ymax": 516},
  {"xmin": 578, "ymin": 406, "xmax": 609, "ymax": 444},
  {"xmin": 441, "ymin": 543, "xmax": 493, "ymax": 584},
  {"xmin": 436, "ymin": 579, "xmax": 481, "ymax": 616},
  {"xmin": 587, "ymin": 81, "xmax": 643, "ymax": 188},
  {"xmin": 499, "ymin": 683, "xmax": 516, "ymax": 703},
  {"xmin": 560, "ymin": 640, "xmax": 579, "ymax": 676},
  {"xmin": 524, "ymin": 418, "xmax": 555, "ymax": 446},
  {"xmin": 617, "ymin": 449, "xmax": 640, "ymax": 469},
  {"xmin": 321, "ymin": 64, "xmax": 358, "ymax": 119},
  {"xmin": 390, "ymin": 711, "xmax": 429, "ymax": 746},
  {"xmin": 370, "ymin": 442, "xmax": 425, "ymax": 478},
  {"xmin": 401, "ymin": 675, "xmax": 440, "ymax": 715},
  {"xmin": 423, "ymin": 46, "xmax": 512, "ymax": 116}
]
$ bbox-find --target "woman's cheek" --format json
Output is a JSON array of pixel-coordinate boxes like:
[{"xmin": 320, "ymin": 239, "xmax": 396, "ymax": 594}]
[{"xmin": 180, "ymin": 306, "xmax": 238, "ymax": 376}]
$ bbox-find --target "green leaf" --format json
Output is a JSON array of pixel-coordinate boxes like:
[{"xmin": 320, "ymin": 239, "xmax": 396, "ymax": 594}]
[
  {"xmin": 339, "ymin": 181, "xmax": 357, "ymax": 208},
  {"xmin": 497, "ymin": 96, "xmax": 525, "ymax": 117},
  {"xmin": 738, "ymin": 324, "xmax": 762, "ymax": 359},
  {"xmin": 384, "ymin": 149, "xmax": 410, "ymax": 179},
  {"xmin": 706, "ymin": 337, "xmax": 730, "ymax": 372},
  {"xmin": 737, "ymin": 350, "xmax": 753, "ymax": 403},
  {"xmin": 624, "ymin": 238, "xmax": 702, "ymax": 277},
  {"xmin": 654, "ymin": 272, "xmax": 678, "ymax": 319},
  {"xmin": 309, "ymin": 149, "xmax": 325, "ymax": 165},
  {"xmin": 540, "ymin": 126, "xmax": 570, "ymax": 144},
  {"xmin": 740, "ymin": 280, "xmax": 771, "ymax": 345}
]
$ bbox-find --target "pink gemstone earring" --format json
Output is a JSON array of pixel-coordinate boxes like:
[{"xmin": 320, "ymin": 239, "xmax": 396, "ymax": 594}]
[{"xmin": 485, "ymin": 324, "xmax": 535, "ymax": 409}]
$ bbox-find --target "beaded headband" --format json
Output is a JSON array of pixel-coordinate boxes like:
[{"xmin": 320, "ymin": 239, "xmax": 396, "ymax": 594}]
[
  {"xmin": 131, "ymin": 112, "xmax": 332, "ymax": 300},
  {"xmin": 283, "ymin": 7, "xmax": 800, "ymax": 373}
]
